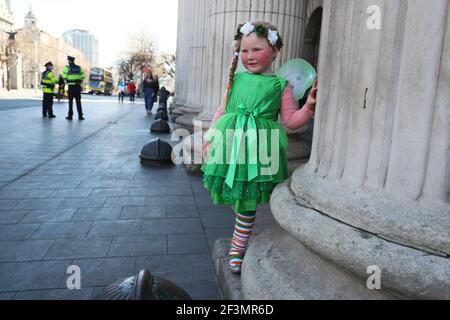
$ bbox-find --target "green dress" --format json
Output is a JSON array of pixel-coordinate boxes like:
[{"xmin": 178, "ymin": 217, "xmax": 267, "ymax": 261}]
[{"xmin": 201, "ymin": 72, "xmax": 290, "ymax": 213}]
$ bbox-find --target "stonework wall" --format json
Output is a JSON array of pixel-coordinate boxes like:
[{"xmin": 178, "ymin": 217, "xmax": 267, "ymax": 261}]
[{"xmin": 16, "ymin": 27, "xmax": 89, "ymax": 89}]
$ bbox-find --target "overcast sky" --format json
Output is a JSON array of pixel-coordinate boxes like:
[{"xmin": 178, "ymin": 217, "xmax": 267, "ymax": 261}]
[{"xmin": 11, "ymin": 0, "xmax": 178, "ymax": 67}]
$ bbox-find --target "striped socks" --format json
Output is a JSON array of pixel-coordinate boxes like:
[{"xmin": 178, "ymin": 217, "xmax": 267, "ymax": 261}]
[{"xmin": 229, "ymin": 211, "xmax": 256, "ymax": 273}]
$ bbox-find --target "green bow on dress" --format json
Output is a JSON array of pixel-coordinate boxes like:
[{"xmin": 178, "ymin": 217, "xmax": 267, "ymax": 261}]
[{"xmin": 225, "ymin": 103, "xmax": 260, "ymax": 188}]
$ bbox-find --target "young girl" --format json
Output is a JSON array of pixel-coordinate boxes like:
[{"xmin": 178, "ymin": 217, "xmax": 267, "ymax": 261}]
[{"xmin": 201, "ymin": 21, "xmax": 318, "ymax": 274}]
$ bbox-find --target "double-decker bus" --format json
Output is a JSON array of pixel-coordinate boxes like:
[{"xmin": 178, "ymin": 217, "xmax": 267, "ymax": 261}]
[{"xmin": 88, "ymin": 68, "xmax": 114, "ymax": 95}]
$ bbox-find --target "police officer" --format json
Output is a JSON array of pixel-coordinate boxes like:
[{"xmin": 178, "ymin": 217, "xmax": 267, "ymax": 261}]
[
  {"xmin": 62, "ymin": 56, "xmax": 85, "ymax": 120},
  {"xmin": 41, "ymin": 61, "xmax": 57, "ymax": 118}
]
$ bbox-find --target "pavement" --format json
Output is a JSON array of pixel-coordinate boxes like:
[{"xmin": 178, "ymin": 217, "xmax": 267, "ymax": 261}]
[{"xmin": 0, "ymin": 93, "xmax": 276, "ymax": 300}]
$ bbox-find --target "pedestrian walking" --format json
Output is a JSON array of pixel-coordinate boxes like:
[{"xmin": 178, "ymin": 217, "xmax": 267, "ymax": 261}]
[
  {"xmin": 127, "ymin": 81, "xmax": 136, "ymax": 103},
  {"xmin": 118, "ymin": 80, "xmax": 126, "ymax": 103},
  {"xmin": 62, "ymin": 56, "xmax": 85, "ymax": 120},
  {"xmin": 41, "ymin": 61, "xmax": 58, "ymax": 118},
  {"xmin": 201, "ymin": 21, "xmax": 318, "ymax": 274},
  {"xmin": 143, "ymin": 72, "xmax": 157, "ymax": 114}
]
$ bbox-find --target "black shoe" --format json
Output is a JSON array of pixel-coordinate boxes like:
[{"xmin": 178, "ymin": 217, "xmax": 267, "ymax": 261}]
[
  {"xmin": 49, "ymin": 115, "xmax": 56, "ymax": 118},
  {"xmin": 43, "ymin": 115, "xmax": 47, "ymax": 118},
  {"xmin": 66, "ymin": 116, "xmax": 73, "ymax": 120},
  {"xmin": 79, "ymin": 117, "xmax": 85, "ymax": 121}
]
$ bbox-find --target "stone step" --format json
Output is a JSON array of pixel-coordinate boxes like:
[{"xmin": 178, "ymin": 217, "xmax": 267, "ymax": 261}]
[{"xmin": 241, "ymin": 226, "xmax": 399, "ymax": 300}]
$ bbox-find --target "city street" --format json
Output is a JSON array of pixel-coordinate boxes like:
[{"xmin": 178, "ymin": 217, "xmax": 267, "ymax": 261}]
[{"xmin": 0, "ymin": 94, "xmax": 276, "ymax": 300}]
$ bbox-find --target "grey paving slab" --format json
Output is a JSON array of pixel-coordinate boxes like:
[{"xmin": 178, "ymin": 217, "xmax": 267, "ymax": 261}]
[
  {"xmin": 201, "ymin": 215, "xmax": 236, "ymax": 229},
  {"xmin": 120, "ymin": 206, "xmax": 166, "ymax": 220},
  {"xmin": 0, "ymin": 292, "xmax": 15, "ymax": 300},
  {"xmin": 0, "ymin": 189, "xmax": 54, "ymax": 199},
  {"xmin": 195, "ymin": 195, "xmax": 216, "ymax": 207},
  {"xmin": 205, "ymin": 229, "xmax": 233, "ymax": 251},
  {"xmin": 0, "ymin": 210, "xmax": 30, "ymax": 224},
  {"xmin": 141, "ymin": 218, "xmax": 204, "ymax": 235},
  {"xmin": 165, "ymin": 187, "xmax": 194, "ymax": 196},
  {"xmin": 14, "ymin": 198, "xmax": 65, "ymax": 210},
  {"xmin": 89, "ymin": 286, "xmax": 107, "ymax": 300},
  {"xmin": 13, "ymin": 288, "xmax": 93, "ymax": 300},
  {"xmin": 0, "ymin": 223, "xmax": 42, "ymax": 241},
  {"xmin": 0, "ymin": 199, "xmax": 20, "ymax": 210},
  {"xmin": 128, "ymin": 187, "xmax": 165, "ymax": 196},
  {"xmin": 31, "ymin": 222, "xmax": 93, "ymax": 240},
  {"xmin": 58, "ymin": 196, "xmax": 107, "ymax": 209},
  {"xmin": 2, "ymin": 181, "xmax": 44, "ymax": 190},
  {"xmin": 90, "ymin": 188, "xmax": 130, "ymax": 197},
  {"xmin": 108, "ymin": 235, "xmax": 167, "ymax": 257},
  {"xmin": 67, "ymin": 257, "xmax": 136, "ymax": 287},
  {"xmin": 178, "ymin": 281, "xmax": 222, "ymax": 300},
  {"xmin": 44, "ymin": 238, "xmax": 112, "ymax": 260},
  {"xmin": 71, "ymin": 207, "xmax": 122, "ymax": 221},
  {"xmin": 0, "ymin": 260, "xmax": 71, "ymax": 292},
  {"xmin": 103, "ymin": 196, "xmax": 146, "ymax": 208},
  {"xmin": 49, "ymin": 189, "xmax": 93, "ymax": 198},
  {"xmin": 166, "ymin": 204, "xmax": 199, "ymax": 218},
  {"xmin": 168, "ymin": 234, "xmax": 210, "ymax": 255},
  {"xmin": 144, "ymin": 196, "xmax": 164, "ymax": 206},
  {"xmin": 21, "ymin": 209, "xmax": 77, "ymax": 223},
  {"xmin": 135, "ymin": 254, "xmax": 216, "ymax": 284},
  {"xmin": 77, "ymin": 180, "xmax": 116, "ymax": 189},
  {"xmin": 161, "ymin": 195, "xmax": 196, "ymax": 206},
  {"xmin": 0, "ymin": 240, "xmax": 55, "ymax": 262},
  {"xmin": 88, "ymin": 220, "xmax": 142, "ymax": 238}
]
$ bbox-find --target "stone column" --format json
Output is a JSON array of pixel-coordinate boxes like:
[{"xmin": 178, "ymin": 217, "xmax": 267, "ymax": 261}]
[
  {"xmin": 172, "ymin": 0, "xmax": 190, "ymax": 116},
  {"xmin": 195, "ymin": 0, "xmax": 309, "ymax": 128},
  {"xmin": 175, "ymin": 0, "xmax": 208, "ymax": 131},
  {"xmin": 242, "ymin": 0, "xmax": 450, "ymax": 299}
]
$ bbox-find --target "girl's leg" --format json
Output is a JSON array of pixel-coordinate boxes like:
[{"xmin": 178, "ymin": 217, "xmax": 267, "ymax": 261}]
[{"xmin": 229, "ymin": 210, "xmax": 256, "ymax": 273}]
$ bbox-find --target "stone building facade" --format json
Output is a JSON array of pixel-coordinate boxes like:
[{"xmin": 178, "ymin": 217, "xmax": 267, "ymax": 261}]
[
  {"xmin": 0, "ymin": 0, "xmax": 14, "ymax": 89},
  {"xmin": 174, "ymin": 0, "xmax": 449, "ymax": 299},
  {"xmin": 15, "ymin": 9, "xmax": 89, "ymax": 89}
]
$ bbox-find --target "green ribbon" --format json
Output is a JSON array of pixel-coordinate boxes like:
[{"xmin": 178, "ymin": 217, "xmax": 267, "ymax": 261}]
[{"xmin": 225, "ymin": 104, "xmax": 259, "ymax": 188}]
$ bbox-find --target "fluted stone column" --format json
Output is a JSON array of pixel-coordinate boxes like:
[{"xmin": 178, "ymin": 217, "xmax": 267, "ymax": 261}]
[
  {"xmin": 175, "ymin": 0, "xmax": 208, "ymax": 130},
  {"xmin": 242, "ymin": 0, "xmax": 450, "ymax": 300},
  {"xmin": 172, "ymin": 0, "xmax": 190, "ymax": 117},
  {"xmin": 195, "ymin": 0, "xmax": 309, "ymax": 126}
]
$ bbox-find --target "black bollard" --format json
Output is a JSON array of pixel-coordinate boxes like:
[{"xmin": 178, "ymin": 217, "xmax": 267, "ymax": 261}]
[
  {"xmin": 95, "ymin": 270, "xmax": 192, "ymax": 300},
  {"xmin": 139, "ymin": 138, "xmax": 173, "ymax": 166},
  {"xmin": 151, "ymin": 119, "xmax": 171, "ymax": 133}
]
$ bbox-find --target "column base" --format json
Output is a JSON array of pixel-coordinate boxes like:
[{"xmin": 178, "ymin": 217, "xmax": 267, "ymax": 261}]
[{"xmin": 241, "ymin": 226, "xmax": 400, "ymax": 300}]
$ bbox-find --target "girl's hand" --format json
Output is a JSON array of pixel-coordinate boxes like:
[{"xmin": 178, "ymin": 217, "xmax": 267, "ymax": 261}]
[{"xmin": 306, "ymin": 80, "xmax": 318, "ymax": 113}]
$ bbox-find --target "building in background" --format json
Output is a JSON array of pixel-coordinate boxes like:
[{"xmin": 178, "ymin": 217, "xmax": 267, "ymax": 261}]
[
  {"xmin": 0, "ymin": 0, "xmax": 14, "ymax": 89},
  {"xmin": 62, "ymin": 29, "xmax": 99, "ymax": 67},
  {"xmin": 15, "ymin": 8, "xmax": 90, "ymax": 89}
]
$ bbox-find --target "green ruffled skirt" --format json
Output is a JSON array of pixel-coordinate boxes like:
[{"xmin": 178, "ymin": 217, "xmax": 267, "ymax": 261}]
[{"xmin": 202, "ymin": 175, "xmax": 279, "ymax": 213}]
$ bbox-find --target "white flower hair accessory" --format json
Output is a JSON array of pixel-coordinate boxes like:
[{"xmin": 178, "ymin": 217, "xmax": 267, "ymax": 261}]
[
  {"xmin": 267, "ymin": 29, "xmax": 279, "ymax": 46},
  {"xmin": 239, "ymin": 22, "xmax": 255, "ymax": 36},
  {"xmin": 234, "ymin": 22, "xmax": 284, "ymax": 50}
]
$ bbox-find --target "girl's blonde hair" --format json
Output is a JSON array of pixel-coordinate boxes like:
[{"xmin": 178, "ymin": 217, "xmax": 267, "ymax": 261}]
[{"xmin": 222, "ymin": 21, "xmax": 283, "ymax": 109}]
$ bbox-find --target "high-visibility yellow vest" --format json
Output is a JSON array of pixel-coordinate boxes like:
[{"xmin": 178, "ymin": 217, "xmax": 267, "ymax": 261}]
[
  {"xmin": 41, "ymin": 70, "xmax": 57, "ymax": 94},
  {"xmin": 62, "ymin": 64, "xmax": 85, "ymax": 86}
]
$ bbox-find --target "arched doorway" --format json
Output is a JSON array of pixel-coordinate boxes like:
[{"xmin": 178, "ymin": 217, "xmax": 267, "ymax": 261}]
[
  {"xmin": 289, "ymin": 6, "xmax": 323, "ymax": 170},
  {"xmin": 303, "ymin": 7, "xmax": 323, "ymax": 69}
]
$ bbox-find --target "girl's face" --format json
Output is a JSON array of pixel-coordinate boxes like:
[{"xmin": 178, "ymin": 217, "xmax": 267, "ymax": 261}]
[{"xmin": 240, "ymin": 32, "xmax": 278, "ymax": 74}]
